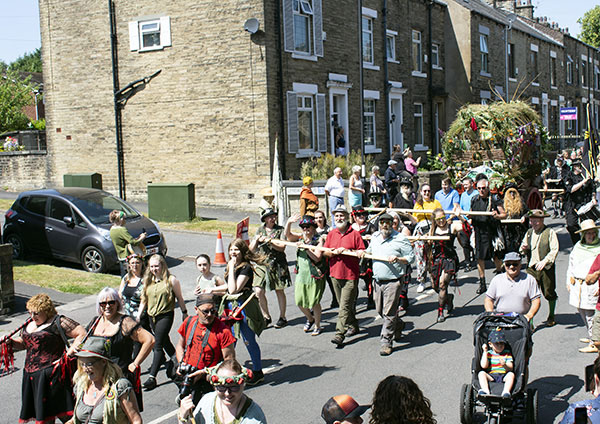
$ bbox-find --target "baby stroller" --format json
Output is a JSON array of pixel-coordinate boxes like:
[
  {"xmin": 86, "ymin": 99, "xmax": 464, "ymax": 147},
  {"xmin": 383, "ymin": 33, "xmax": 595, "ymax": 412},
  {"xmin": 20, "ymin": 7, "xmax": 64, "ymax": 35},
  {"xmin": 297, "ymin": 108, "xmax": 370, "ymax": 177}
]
[{"xmin": 460, "ymin": 312, "xmax": 538, "ymax": 424}]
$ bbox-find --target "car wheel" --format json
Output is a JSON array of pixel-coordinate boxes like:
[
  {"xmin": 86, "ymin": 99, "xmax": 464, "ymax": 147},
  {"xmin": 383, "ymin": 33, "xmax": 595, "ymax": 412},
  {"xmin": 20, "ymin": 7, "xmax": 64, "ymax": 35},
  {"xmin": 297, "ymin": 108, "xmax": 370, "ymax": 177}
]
[
  {"xmin": 5, "ymin": 233, "xmax": 25, "ymax": 259},
  {"xmin": 81, "ymin": 246, "xmax": 106, "ymax": 273}
]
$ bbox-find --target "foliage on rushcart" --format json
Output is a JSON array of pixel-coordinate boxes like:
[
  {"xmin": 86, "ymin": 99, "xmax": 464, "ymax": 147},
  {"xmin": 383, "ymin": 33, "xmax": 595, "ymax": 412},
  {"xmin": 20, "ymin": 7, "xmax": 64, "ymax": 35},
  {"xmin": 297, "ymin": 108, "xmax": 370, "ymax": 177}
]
[{"xmin": 427, "ymin": 101, "xmax": 551, "ymax": 189}]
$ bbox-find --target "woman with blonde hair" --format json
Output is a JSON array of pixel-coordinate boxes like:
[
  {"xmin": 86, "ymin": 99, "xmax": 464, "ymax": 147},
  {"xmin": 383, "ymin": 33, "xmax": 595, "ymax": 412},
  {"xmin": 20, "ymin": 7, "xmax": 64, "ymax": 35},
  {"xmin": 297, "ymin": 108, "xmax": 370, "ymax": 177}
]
[
  {"xmin": 348, "ymin": 165, "xmax": 365, "ymax": 208},
  {"xmin": 141, "ymin": 254, "xmax": 187, "ymax": 391},
  {"xmin": 68, "ymin": 337, "xmax": 142, "ymax": 424},
  {"xmin": 502, "ymin": 184, "xmax": 529, "ymax": 255},
  {"xmin": 8, "ymin": 294, "xmax": 86, "ymax": 423}
]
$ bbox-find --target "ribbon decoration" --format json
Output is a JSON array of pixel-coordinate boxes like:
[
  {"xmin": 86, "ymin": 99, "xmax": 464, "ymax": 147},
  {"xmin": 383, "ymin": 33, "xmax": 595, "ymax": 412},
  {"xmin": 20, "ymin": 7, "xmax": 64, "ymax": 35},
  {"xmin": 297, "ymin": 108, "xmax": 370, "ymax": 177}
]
[{"xmin": 0, "ymin": 317, "xmax": 32, "ymax": 375}]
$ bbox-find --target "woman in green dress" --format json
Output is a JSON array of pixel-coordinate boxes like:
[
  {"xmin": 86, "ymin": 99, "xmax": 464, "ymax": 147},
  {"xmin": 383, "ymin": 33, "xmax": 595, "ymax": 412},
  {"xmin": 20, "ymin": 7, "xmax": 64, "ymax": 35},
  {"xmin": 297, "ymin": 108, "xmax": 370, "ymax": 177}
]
[
  {"xmin": 284, "ymin": 214, "xmax": 327, "ymax": 336},
  {"xmin": 250, "ymin": 208, "xmax": 291, "ymax": 329}
]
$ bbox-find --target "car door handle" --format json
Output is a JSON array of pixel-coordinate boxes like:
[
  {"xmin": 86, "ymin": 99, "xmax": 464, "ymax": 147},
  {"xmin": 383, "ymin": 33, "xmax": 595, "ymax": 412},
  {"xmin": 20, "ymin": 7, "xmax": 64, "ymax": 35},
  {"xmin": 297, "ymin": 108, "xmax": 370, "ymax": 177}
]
[
  {"xmin": 45, "ymin": 226, "xmax": 53, "ymax": 232},
  {"xmin": 17, "ymin": 219, "xmax": 25, "ymax": 224}
]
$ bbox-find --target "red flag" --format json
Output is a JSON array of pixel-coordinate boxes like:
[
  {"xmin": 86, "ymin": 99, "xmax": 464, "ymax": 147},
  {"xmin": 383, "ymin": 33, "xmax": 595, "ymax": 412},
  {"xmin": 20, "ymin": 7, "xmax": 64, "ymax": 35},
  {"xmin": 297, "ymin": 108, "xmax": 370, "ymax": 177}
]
[{"xmin": 236, "ymin": 217, "xmax": 250, "ymax": 245}]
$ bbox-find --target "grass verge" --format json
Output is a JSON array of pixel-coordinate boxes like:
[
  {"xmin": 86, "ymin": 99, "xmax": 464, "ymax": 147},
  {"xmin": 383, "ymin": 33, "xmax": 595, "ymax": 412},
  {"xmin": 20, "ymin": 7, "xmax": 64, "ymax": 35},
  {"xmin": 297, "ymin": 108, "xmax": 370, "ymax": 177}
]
[
  {"xmin": 13, "ymin": 260, "xmax": 121, "ymax": 295},
  {"xmin": 159, "ymin": 218, "xmax": 260, "ymax": 236},
  {"xmin": 0, "ymin": 198, "xmax": 14, "ymax": 211}
]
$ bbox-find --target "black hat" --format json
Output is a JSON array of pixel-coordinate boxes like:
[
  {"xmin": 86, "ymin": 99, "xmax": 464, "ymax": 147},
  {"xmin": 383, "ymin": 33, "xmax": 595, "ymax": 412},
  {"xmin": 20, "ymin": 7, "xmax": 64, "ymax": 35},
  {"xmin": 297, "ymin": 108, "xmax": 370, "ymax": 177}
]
[
  {"xmin": 369, "ymin": 187, "xmax": 383, "ymax": 197},
  {"xmin": 399, "ymin": 179, "xmax": 413, "ymax": 189},
  {"xmin": 489, "ymin": 328, "xmax": 507, "ymax": 344},
  {"xmin": 321, "ymin": 395, "xmax": 370, "ymax": 424},
  {"xmin": 260, "ymin": 208, "xmax": 278, "ymax": 222},
  {"xmin": 352, "ymin": 205, "xmax": 366, "ymax": 214}
]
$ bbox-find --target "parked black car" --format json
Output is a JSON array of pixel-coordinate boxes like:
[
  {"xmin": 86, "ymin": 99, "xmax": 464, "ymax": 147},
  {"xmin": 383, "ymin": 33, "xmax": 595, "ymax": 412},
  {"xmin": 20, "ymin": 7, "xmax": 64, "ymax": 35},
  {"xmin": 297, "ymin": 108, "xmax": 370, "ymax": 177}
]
[{"xmin": 2, "ymin": 188, "xmax": 167, "ymax": 273}]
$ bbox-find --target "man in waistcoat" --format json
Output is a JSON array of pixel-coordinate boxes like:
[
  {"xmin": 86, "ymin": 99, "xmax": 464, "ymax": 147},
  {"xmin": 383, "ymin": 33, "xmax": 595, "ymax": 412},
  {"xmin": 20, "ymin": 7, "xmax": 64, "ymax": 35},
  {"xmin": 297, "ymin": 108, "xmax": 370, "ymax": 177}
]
[{"xmin": 519, "ymin": 209, "xmax": 559, "ymax": 327}]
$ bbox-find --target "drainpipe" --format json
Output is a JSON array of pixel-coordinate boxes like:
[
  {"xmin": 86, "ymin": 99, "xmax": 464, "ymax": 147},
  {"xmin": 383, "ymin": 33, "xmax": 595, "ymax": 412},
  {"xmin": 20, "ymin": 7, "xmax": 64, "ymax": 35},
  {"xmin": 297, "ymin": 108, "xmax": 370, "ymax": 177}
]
[
  {"xmin": 358, "ymin": 0, "xmax": 365, "ymax": 179},
  {"xmin": 504, "ymin": 25, "xmax": 509, "ymax": 101},
  {"xmin": 428, "ymin": 0, "xmax": 436, "ymax": 155},
  {"xmin": 382, "ymin": 0, "xmax": 390, "ymax": 156},
  {"xmin": 275, "ymin": 1, "xmax": 287, "ymax": 178},
  {"xmin": 109, "ymin": 0, "xmax": 125, "ymax": 199}
]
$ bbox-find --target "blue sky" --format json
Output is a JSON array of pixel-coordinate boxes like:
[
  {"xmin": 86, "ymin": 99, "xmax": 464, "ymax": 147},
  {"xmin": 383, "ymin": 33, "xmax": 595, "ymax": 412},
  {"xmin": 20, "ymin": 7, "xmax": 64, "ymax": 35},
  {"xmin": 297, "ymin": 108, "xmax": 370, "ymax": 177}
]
[{"xmin": 0, "ymin": 0, "xmax": 595, "ymax": 64}]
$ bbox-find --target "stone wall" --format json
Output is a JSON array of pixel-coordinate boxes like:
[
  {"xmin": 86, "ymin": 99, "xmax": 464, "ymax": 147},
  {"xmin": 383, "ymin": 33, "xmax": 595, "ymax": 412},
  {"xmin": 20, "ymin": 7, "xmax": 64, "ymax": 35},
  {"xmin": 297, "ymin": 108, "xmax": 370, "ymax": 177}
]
[{"xmin": 0, "ymin": 152, "xmax": 50, "ymax": 192}]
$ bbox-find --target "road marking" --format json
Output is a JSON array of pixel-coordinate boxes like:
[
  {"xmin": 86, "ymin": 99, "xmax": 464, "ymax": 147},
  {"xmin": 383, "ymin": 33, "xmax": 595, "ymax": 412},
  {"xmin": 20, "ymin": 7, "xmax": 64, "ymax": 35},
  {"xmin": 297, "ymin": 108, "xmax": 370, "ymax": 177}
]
[{"xmin": 146, "ymin": 409, "xmax": 178, "ymax": 424}]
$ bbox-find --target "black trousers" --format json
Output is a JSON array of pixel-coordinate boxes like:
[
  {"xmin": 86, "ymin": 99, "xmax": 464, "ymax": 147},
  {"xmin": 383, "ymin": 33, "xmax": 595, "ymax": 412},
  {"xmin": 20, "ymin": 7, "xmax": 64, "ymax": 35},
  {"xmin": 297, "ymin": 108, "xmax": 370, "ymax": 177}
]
[{"xmin": 149, "ymin": 311, "xmax": 176, "ymax": 377}]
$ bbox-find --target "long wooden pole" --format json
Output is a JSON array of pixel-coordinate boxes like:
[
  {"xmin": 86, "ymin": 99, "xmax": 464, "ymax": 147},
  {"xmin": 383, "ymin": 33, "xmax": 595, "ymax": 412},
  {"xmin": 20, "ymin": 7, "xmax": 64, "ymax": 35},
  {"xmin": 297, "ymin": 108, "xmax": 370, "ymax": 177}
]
[{"xmin": 366, "ymin": 207, "xmax": 495, "ymax": 216}]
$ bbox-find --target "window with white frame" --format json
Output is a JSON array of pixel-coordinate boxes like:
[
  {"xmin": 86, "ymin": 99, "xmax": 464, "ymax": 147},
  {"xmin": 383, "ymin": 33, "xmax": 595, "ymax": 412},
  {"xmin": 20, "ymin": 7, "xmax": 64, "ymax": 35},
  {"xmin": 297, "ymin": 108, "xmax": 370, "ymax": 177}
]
[
  {"xmin": 431, "ymin": 43, "xmax": 440, "ymax": 68},
  {"xmin": 363, "ymin": 99, "xmax": 376, "ymax": 148},
  {"xmin": 530, "ymin": 46, "xmax": 538, "ymax": 77},
  {"xmin": 582, "ymin": 59, "xmax": 588, "ymax": 87},
  {"xmin": 129, "ymin": 16, "xmax": 171, "ymax": 52},
  {"xmin": 480, "ymin": 34, "xmax": 489, "ymax": 74},
  {"xmin": 550, "ymin": 56, "xmax": 557, "ymax": 87},
  {"xmin": 286, "ymin": 85, "xmax": 327, "ymax": 155},
  {"xmin": 414, "ymin": 103, "xmax": 423, "ymax": 145},
  {"xmin": 412, "ymin": 30, "xmax": 422, "ymax": 73},
  {"xmin": 386, "ymin": 33, "xmax": 396, "ymax": 62},
  {"xmin": 362, "ymin": 17, "xmax": 374, "ymax": 64},
  {"xmin": 283, "ymin": 0, "xmax": 323, "ymax": 58},
  {"xmin": 508, "ymin": 43, "xmax": 516, "ymax": 79},
  {"xmin": 293, "ymin": 0, "xmax": 313, "ymax": 54},
  {"xmin": 567, "ymin": 56, "xmax": 573, "ymax": 84},
  {"xmin": 595, "ymin": 65, "xmax": 600, "ymax": 90}
]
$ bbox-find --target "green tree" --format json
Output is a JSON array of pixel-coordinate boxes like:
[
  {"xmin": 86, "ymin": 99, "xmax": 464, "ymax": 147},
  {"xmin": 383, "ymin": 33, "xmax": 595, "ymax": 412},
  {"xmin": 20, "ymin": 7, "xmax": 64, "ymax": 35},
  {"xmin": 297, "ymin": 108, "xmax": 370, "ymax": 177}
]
[
  {"xmin": 578, "ymin": 6, "xmax": 600, "ymax": 48},
  {"xmin": 0, "ymin": 69, "xmax": 36, "ymax": 133},
  {"xmin": 8, "ymin": 48, "xmax": 42, "ymax": 73}
]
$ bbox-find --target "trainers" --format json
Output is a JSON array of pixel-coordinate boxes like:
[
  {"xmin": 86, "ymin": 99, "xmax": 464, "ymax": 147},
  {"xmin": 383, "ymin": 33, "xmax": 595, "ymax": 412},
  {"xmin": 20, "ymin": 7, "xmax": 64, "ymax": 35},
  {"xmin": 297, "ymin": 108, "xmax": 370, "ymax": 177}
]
[
  {"xmin": 417, "ymin": 282, "xmax": 426, "ymax": 293},
  {"xmin": 274, "ymin": 317, "xmax": 288, "ymax": 329},
  {"xmin": 544, "ymin": 318, "xmax": 556, "ymax": 327},
  {"xmin": 502, "ymin": 392, "xmax": 511, "ymax": 398},
  {"xmin": 579, "ymin": 345, "xmax": 599, "ymax": 353},
  {"xmin": 580, "ymin": 338, "xmax": 591, "ymax": 344},
  {"xmin": 379, "ymin": 345, "xmax": 392, "ymax": 356},
  {"xmin": 311, "ymin": 326, "xmax": 323, "ymax": 336},
  {"xmin": 437, "ymin": 310, "xmax": 445, "ymax": 323},
  {"xmin": 476, "ymin": 279, "xmax": 486, "ymax": 295},
  {"xmin": 165, "ymin": 359, "xmax": 176, "ymax": 380},
  {"xmin": 331, "ymin": 335, "xmax": 344, "ymax": 348},
  {"xmin": 346, "ymin": 327, "xmax": 359, "ymax": 337},
  {"xmin": 478, "ymin": 389, "xmax": 489, "ymax": 396},
  {"xmin": 264, "ymin": 316, "xmax": 272, "ymax": 327},
  {"xmin": 247, "ymin": 370, "xmax": 264, "ymax": 386},
  {"xmin": 303, "ymin": 320, "xmax": 315, "ymax": 333},
  {"xmin": 447, "ymin": 294, "xmax": 454, "ymax": 314},
  {"xmin": 143, "ymin": 376, "xmax": 157, "ymax": 391}
]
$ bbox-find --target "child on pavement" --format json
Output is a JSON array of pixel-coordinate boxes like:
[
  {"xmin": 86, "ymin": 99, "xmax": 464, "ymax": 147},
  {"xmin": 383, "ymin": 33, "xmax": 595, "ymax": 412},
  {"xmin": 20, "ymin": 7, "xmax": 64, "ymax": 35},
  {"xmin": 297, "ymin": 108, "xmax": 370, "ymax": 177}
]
[{"xmin": 478, "ymin": 328, "xmax": 515, "ymax": 397}]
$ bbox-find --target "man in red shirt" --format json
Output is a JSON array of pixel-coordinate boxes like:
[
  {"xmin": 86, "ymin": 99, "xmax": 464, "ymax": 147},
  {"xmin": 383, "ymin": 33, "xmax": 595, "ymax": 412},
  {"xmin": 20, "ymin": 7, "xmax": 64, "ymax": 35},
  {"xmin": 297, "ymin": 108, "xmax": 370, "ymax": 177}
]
[
  {"xmin": 324, "ymin": 205, "xmax": 365, "ymax": 348},
  {"xmin": 175, "ymin": 294, "xmax": 236, "ymax": 403}
]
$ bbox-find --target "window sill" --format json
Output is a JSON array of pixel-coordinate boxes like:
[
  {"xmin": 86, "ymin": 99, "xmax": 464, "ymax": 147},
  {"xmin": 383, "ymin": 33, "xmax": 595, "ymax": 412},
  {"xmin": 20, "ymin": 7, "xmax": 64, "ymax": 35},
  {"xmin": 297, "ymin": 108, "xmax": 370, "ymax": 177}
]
[
  {"xmin": 387, "ymin": 59, "xmax": 399, "ymax": 64},
  {"xmin": 480, "ymin": 71, "xmax": 491, "ymax": 78},
  {"xmin": 532, "ymin": 82, "xmax": 540, "ymax": 87},
  {"xmin": 432, "ymin": 66, "xmax": 443, "ymax": 71},
  {"xmin": 551, "ymin": 86, "xmax": 558, "ymax": 90},
  {"xmin": 365, "ymin": 147, "xmax": 382, "ymax": 154},
  {"xmin": 414, "ymin": 144, "xmax": 428, "ymax": 152},
  {"xmin": 292, "ymin": 52, "xmax": 318, "ymax": 62},
  {"xmin": 0, "ymin": 150, "xmax": 47, "ymax": 156},
  {"xmin": 139, "ymin": 45, "xmax": 166, "ymax": 53},
  {"xmin": 509, "ymin": 78, "xmax": 517, "ymax": 82},
  {"xmin": 363, "ymin": 63, "xmax": 380, "ymax": 71},
  {"xmin": 295, "ymin": 151, "xmax": 322, "ymax": 159},
  {"xmin": 412, "ymin": 71, "xmax": 427, "ymax": 78}
]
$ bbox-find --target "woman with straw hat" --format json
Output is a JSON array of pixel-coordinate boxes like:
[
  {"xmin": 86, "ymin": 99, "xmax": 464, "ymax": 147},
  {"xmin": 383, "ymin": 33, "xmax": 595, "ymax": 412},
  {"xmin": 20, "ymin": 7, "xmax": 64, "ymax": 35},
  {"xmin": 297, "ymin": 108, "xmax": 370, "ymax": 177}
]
[{"xmin": 567, "ymin": 219, "xmax": 600, "ymax": 353}]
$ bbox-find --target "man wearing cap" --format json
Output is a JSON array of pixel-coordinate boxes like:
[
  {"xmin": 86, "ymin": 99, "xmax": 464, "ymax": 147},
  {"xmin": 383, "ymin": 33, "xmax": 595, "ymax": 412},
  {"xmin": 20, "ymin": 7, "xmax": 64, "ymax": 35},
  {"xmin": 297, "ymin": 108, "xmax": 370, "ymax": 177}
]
[
  {"xmin": 325, "ymin": 167, "xmax": 346, "ymax": 223},
  {"xmin": 385, "ymin": 160, "xmax": 400, "ymax": 201},
  {"xmin": 175, "ymin": 294, "xmax": 236, "ymax": 404},
  {"xmin": 484, "ymin": 252, "xmax": 541, "ymax": 322},
  {"xmin": 362, "ymin": 213, "xmax": 415, "ymax": 356},
  {"xmin": 564, "ymin": 159, "xmax": 595, "ymax": 244},
  {"xmin": 324, "ymin": 205, "xmax": 365, "ymax": 347},
  {"xmin": 520, "ymin": 209, "xmax": 559, "ymax": 327},
  {"xmin": 321, "ymin": 394, "xmax": 369, "ymax": 424}
]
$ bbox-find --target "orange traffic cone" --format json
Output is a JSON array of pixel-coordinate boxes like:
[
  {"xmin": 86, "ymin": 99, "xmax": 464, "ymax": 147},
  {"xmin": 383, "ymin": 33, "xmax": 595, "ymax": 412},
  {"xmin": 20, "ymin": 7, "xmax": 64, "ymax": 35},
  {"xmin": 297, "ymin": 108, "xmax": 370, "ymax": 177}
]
[{"xmin": 214, "ymin": 230, "xmax": 227, "ymax": 266}]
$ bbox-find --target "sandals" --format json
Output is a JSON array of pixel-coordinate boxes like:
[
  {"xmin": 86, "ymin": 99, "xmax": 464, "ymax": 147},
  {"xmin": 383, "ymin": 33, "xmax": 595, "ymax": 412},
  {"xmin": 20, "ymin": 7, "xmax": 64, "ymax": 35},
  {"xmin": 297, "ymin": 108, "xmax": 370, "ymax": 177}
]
[{"xmin": 312, "ymin": 326, "xmax": 323, "ymax": 336}]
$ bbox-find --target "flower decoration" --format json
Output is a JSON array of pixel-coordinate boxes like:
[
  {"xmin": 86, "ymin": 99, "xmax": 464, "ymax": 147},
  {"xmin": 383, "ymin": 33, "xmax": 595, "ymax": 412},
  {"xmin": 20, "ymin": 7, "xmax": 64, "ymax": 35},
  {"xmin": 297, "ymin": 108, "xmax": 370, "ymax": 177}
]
[{"xmin": 206, "ymin": 362, "xmax": 253, "ymax": 386}]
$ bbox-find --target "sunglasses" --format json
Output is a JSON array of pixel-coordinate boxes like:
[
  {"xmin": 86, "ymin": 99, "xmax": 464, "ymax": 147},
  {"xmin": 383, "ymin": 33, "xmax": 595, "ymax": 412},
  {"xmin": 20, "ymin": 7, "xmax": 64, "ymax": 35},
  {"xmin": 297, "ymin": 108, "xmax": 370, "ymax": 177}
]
[
  {"xmin": 99, "ymin": 300, "xmax": 117, "ymax": 307},
  {"xmin": 214, "ymin": 384, "xmax": 242, "ymax": 393},
  {"xmin": 505, "ymin": 262, "xmax": 521, "ymax": 268},
  {"xmin": 198, "ymin": 307, "xmax": 217, "ymax": 316},
  {"xmin": 81, "ymin": 359, "xmax": 100, "ymax": 369},
  {"xmin": 477, "ymin": 187, "xmax": 488, "ymax": 191},
  {"xmin": 422, "ymin": 190, "xmax": 430, "ymax": 193}
]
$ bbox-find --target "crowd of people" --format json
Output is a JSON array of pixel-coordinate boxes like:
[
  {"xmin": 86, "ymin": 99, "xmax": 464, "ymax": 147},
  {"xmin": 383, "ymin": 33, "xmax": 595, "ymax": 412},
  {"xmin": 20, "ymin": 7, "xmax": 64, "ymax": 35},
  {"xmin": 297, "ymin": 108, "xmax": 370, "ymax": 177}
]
[{"xmin": 7, "ymin": 146, "xmax": 600, "ymax": 423}]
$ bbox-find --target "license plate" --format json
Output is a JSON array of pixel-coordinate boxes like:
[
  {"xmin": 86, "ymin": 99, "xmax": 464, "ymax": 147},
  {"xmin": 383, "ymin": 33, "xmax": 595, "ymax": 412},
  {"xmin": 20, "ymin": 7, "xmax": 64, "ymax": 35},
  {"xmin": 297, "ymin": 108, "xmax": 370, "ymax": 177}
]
[{"xmin": 147, "ymin": 247, "xmax": 159, "ymax": 255}]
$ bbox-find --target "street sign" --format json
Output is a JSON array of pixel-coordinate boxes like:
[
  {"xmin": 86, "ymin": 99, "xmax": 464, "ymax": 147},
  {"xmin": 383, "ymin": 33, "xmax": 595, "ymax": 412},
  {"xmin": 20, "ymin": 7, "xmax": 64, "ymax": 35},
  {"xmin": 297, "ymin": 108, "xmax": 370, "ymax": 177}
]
[{"xmin": 560, "ymin": 107, "xmax": 577, "ymax": 120}]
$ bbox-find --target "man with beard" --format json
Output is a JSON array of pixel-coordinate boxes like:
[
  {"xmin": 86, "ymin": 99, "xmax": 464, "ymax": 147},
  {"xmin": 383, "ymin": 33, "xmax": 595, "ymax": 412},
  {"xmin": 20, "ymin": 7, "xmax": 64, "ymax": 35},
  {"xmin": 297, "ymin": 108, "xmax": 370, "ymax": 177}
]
[
  {"xmin": 471, "ymin": 178, "xmax": 506, "ymax": 294},
  {"xmin": 361, "ymin": 214, "xmax": 414, "ymax": 356},
  {"xmin": 324, "ymin": 205, "xmax": 365, "ymax": 348},
  {"xmin": 564, "ymin": 160, "xmax": 595, "ymax": 244}
]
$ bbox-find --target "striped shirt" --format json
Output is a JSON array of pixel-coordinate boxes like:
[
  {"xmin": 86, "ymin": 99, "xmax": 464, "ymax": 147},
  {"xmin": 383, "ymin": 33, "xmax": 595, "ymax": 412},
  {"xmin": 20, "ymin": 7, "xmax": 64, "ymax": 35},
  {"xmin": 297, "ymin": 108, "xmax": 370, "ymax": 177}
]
[{"xmin": 487, "ymin": 348, "xmax": 513, "ymax": 374}]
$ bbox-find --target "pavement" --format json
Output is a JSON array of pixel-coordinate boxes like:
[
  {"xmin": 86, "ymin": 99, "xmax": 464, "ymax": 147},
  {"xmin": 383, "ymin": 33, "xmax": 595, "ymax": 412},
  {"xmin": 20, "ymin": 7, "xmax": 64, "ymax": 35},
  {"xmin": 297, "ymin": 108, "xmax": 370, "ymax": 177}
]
[{"xmin": 0, "ymin": 194, "xmax": 596, "ymax": 423}]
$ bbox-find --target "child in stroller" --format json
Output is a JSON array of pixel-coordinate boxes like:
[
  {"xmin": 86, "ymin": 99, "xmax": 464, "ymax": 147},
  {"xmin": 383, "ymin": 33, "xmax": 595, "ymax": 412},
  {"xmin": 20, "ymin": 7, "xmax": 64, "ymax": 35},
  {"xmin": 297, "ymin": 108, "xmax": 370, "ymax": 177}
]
[{"xmin": 478, "ymin": 328, "xmax": 515, "ymax": 398}]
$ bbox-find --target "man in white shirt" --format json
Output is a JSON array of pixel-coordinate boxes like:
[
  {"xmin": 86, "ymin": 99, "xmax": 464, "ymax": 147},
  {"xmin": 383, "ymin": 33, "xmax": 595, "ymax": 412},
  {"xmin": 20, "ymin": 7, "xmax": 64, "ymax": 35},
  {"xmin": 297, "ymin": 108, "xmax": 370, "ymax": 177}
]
[{"xmin": 325, "ymin": 167, "xmax": 345, "ymax": 222}]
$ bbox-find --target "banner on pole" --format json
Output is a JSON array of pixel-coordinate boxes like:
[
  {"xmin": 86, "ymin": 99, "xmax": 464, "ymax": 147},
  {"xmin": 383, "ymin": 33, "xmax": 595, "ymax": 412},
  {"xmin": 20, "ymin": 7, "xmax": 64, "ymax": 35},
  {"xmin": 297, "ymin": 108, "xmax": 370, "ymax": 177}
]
[
  {"xmin": 236, "ymin": 217, "xmax": 250, "ymax": 245},
  {"xmin": 560, "ymin": 107, "xmax": 577, "ymax": 121}
]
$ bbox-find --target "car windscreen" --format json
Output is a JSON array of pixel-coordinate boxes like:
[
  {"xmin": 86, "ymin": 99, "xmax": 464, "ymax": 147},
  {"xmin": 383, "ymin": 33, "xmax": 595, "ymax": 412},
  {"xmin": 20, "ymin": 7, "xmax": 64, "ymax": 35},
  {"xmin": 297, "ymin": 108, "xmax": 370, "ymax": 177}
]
[{"xmin": 70, "ymin": 192, "xmax": 139, "ymax": 224}]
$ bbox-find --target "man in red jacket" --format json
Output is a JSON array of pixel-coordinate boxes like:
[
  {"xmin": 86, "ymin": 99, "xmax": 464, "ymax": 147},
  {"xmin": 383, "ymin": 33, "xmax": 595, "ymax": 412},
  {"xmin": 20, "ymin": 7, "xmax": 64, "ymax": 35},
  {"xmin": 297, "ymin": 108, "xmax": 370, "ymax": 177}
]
[{"xmin": 324, "ymin": 205, "xmax": 365, "ymax": 348}]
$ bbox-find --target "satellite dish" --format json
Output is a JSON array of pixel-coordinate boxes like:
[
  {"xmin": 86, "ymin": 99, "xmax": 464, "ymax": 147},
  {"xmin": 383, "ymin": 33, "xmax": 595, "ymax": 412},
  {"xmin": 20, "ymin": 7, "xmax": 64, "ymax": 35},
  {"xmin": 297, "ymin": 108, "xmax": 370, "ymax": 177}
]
[{"xmin": 244, "ymin": 18, "xmax": 260, "ymax": 34}]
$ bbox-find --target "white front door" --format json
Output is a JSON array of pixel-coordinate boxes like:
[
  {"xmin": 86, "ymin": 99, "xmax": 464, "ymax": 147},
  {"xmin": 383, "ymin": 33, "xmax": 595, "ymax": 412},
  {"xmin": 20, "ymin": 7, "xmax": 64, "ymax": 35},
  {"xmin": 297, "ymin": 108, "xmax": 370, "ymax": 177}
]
[
  {"xmin": 389, "ymin": 97, "xmax": 403, "ymax": 154},
  {"xmin": 329, "ymin": 90, "xmax": 349, "ymax": 155}
]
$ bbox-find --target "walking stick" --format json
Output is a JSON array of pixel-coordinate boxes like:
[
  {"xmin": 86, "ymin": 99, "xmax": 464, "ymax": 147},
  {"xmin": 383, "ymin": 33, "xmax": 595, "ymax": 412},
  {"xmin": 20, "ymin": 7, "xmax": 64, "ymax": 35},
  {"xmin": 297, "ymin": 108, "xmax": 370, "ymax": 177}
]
[{"xmin": 0, "ymin": 317, "xmax": 32, "ymax": 375}]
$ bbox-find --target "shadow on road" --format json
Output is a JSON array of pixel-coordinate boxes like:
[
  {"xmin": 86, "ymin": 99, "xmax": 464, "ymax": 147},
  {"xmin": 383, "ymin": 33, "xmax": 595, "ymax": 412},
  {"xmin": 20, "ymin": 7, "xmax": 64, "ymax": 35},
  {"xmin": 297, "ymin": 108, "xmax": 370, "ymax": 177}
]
[
  {"xmin": 264, "ymin": 363, "xmax": 337, "ymax": 386},
  {"xmin": 400, "ymin": 328, "xmax": 462, "ymax": 348},
  {"xmin": 527, "ymin": 374, "xmax": 583, "ymax": 423},
  {"xmin": 165, "ymin": 256, "xmax": 183, "ymax": 268}
]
